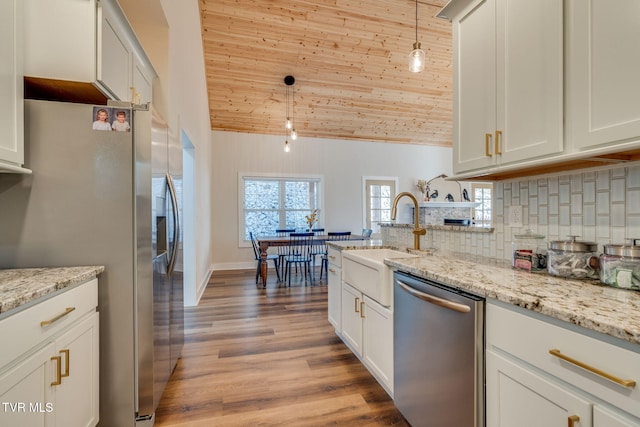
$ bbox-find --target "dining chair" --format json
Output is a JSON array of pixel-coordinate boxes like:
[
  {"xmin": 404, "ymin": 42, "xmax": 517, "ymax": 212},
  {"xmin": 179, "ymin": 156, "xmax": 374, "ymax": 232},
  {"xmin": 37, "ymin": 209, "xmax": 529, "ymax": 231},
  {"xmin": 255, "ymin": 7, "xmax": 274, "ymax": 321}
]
[
  {"xmin": 320, "ymin": 231, "xmax": 352, "ymax": 280},
  {"xmin": 362, "ymin": 228, "xmax": 373, "ymax": 238},
  {"xmin": 283, "ymin": 232, "xmax": 314, "ymax": 286},
  {"xmin": 275, "ymin": 228, "xmax": 295, "ymax": 277},
  {"xmin": 250, "ymin": 232, "xmax": 281, "ymax": 284}
]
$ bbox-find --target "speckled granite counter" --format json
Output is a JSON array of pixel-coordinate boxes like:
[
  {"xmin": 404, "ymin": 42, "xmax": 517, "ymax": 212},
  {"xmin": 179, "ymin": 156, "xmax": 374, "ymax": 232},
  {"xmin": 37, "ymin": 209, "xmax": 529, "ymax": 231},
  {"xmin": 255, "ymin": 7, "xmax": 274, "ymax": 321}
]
[
  {"xmin": 0, "ymin": 266, "xmax": 105, "ymax": 316},
  {"xmin": 328, "ymin": 243, "xmax": 640, "ymax": 346}
]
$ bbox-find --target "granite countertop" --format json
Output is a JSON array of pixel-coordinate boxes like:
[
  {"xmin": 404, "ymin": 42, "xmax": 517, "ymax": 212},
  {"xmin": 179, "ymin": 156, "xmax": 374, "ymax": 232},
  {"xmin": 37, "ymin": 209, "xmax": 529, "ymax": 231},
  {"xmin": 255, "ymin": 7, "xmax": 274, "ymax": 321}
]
[
  {"xmin": 382, "ymin": 251, "xmax": 640, "ymax": 346},
  {"xmin": 0, "ymin": 266, "xmax": 105, "ymax": 316}
]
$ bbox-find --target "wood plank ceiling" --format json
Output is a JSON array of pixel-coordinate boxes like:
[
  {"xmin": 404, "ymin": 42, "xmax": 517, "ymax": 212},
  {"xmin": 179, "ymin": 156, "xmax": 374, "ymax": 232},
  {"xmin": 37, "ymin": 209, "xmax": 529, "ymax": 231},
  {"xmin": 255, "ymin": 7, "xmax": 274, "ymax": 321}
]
[{"xmin": 200, "ymin": 0, "xmax": 453, "ymax": 146}]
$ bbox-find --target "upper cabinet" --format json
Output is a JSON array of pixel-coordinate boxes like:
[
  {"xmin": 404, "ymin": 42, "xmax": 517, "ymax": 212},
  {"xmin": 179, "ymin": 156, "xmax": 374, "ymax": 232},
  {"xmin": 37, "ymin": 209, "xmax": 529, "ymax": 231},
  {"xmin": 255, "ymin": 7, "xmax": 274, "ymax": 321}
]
[
  {"xmin": 566, "ymin": 0, "xmax": 640, "ymax": 152},
  {"xmin": 23, "ymin": 0, "xmax": 155, "ymax": 105},
  {"xmin": 442, "ymin": 0, "xmax": 564, "ymax": 175},
  {"xmin": 0, "ymin": 0, "xmax": 29, "ymax": 174}
]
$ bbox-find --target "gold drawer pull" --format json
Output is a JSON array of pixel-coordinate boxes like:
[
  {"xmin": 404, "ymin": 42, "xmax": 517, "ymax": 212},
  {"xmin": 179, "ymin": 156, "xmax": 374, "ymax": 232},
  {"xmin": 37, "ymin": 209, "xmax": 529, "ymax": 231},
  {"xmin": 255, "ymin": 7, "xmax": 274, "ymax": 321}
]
[
  {"xmin": 328, "ymin": 268, "xmax": 336, "ymax": 274},
  {"xmin": 495, "ymin": 130, "xmax": 502, "ymax": 155},
  {"xmin": 51, "ymin": 355, "xmax": 62, "ymax": 386},
  {"xmin": 485, "ymin": 133, "xmax": 492, "ymax": 157},
  {"xmin": 354, "ymin": 297, "xmax": 360, "ymax": 313},
  {"xmin": 360, "ymin": 301, "xmax": 365, "ymax": 318},
  {"xmin": 40, "ymin": 307, "xmax": 75, "ymax": 327},
  {"xmin": 568, "ymin": 415, "xmax": 580, "ymax": 427},
  {"xmin": 549, "ymin": 349, "xmax": 636, "ymax": 388},
  {"xmin": 60, "ymin": 349, "xmax": 70, "ymax": 378}
]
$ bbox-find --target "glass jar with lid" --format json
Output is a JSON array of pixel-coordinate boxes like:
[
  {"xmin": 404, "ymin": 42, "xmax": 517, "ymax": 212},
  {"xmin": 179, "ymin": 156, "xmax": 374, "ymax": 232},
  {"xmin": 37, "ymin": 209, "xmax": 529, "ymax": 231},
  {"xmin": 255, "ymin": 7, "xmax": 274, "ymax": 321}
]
[
  {"xmin": 512, "ymin": 229, "xmax": 546, "ymax": 272},
  {"xmin": 547, "ymin": 236, "xmax": 599, "ymax": 279},
  {"xmin": 599, "ymin": 240, "xmax": 640, "ymax": 290}
]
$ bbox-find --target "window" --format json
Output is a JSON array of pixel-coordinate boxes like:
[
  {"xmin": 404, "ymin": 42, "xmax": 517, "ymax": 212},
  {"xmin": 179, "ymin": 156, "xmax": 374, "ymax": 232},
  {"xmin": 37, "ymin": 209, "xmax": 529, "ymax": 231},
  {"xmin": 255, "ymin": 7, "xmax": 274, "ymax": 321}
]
[
  {"xmin": 363, "ymin": 177, "xmax": 397, "ymax": 235},
  {"xmin": 472, "ymin": 183, "xmax": 493, "ymax": 227},
  {"xmin": 240, "ymin": 174, "xmax": 323, "ymax": 242}
]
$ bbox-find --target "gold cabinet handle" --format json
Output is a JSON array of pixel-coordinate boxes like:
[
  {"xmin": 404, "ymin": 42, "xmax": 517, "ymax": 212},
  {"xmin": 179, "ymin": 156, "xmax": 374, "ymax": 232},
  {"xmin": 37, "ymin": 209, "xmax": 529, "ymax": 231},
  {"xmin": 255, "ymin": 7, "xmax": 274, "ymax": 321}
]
[
  {"xmin": 360, "ymin": 301, "xmax": 365, "ymax": 318},
  {"xmin": 60, "ymin": 349, "xmax": 70, "ymax": 378},
  {"xmin": 568, "ymin": 415, "xmax": 580, "ymax": 427},
  {"xmin": 495, "ymin": 130, "xmax": 502, "ymax": 155},
  {"xmin": 328, "ymin": 268, "xmax": 336, "ymax": 274},
  {"xmin": 485, "ymin": 133, "xmax": 492, "ymax": 157},
  {"xmin": 328, "ymin": 255, "xmax": 336, "ymax": 260},
  {"xmin": 51, "ymin": 355, "xmax": 62, "ymax": 386},
  {"xmin": 40, "ymin": 307, "xmax": 75, "ymax": 327},
  {"xmin": 354, "ymin": 297, "xmax": 360, "ymax": 313},
  {"xmin": 549, "ymin": 349, "xmax": 636, "ymax": 388}
]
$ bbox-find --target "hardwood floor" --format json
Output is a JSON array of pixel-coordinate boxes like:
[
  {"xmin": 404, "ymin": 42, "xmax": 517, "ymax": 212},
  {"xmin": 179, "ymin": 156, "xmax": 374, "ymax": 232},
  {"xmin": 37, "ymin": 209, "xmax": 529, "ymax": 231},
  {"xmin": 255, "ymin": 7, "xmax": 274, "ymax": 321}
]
[{"xmin": 154, "ymin": 268, "xmax": 409, "ymax": 426}]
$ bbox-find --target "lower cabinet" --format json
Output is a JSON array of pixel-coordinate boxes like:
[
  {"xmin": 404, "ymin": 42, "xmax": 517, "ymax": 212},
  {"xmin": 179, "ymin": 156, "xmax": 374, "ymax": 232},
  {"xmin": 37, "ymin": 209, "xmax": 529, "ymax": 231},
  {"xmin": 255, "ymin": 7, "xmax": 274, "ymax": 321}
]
[
  {"xmin": 340, "ymin": 282, "xmax": 393, "ymax": 395},
  {"xmin": 0, "ymin": 279, "xmax": 99, "ymax": 426},
  {"xmin": 486, "ymin": 301, "xmax": 640, "ymax": 427},
  {"xmin": 326, "ymin": 248, "xmax": 342, "ymax": 332}
]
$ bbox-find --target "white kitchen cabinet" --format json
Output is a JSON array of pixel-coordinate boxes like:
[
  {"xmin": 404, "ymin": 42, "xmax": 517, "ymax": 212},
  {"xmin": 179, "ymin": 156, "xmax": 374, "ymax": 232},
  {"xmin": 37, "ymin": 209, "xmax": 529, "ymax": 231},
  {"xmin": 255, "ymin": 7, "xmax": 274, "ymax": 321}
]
[
  {"xmin": 0, "ymin": 0, "xmax": 28, "ymax": 174},
  {"xmin": 340, "ymin": 282, "xmax": 393, "ymax": 395},
  {"xmin": 24, "ymin": 0, "xmax": 154, "ymax": 104},
  {"xmin": 567, "ymin": 0, "xmax": 640, "ymax": 152},
  {"xmin": 326, "ymin": 246, "xmax": 342, "ymax": 332},
  {"xmin": 440, "ymin": 0, "xmax": 563, "ymax": 174},
  {"xmin": 486, "ymin": 301, "xmax": 640, "ymax": 426},
  {"xmin": 0, "ymin": 279, "xmax": 99, "ymax": 427}
]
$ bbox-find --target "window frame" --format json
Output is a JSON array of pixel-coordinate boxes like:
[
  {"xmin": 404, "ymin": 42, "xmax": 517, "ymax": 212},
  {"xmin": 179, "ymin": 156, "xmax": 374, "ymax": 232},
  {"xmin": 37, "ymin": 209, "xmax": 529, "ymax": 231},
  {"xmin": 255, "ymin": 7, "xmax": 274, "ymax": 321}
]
[
  {"xmin": 238, "ymin": 172, "xmax": 325, "ymax": 247},
  {"xmin": 362, "ymin": 176, "xmax": 398, "ymax": 237},
  {"xmin": 471, "ymin": 182, "xmax": 493, "ymax": 227}
]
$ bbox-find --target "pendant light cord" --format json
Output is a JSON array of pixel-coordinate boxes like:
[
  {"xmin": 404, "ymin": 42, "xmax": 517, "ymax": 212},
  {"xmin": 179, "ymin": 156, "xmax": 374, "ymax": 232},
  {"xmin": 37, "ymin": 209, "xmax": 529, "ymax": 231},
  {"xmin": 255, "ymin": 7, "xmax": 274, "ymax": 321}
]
[{"xmin": 415, "ymin": 0, "xmax": 418, "ymax": 43}]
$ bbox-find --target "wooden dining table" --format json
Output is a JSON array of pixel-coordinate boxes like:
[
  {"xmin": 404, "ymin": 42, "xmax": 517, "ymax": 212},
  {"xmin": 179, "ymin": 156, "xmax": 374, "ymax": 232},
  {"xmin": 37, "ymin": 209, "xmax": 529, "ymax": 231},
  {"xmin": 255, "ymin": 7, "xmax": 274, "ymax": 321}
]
[{"xmin": 256, "ymin": 234, "xmax": 368, "ymax": 288}]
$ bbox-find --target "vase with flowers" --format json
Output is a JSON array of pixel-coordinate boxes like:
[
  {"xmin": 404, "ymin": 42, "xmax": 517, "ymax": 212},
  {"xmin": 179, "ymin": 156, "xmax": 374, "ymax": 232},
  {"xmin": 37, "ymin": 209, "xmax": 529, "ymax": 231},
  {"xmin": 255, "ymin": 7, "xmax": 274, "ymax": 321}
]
[
  {"xmin": 416, "ymin": 179, "xmax": 429, "ymax": 202},
  {"xmin": 305, "ymin": 209, "xmax": 318, "ymax": 232}
]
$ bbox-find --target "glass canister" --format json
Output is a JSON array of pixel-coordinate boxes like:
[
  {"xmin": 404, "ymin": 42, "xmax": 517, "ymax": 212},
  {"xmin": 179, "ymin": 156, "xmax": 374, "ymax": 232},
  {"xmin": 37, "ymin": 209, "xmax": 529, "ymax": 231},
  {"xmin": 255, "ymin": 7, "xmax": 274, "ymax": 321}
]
[
  {"xmin": 512, "ymin": 229, "xmax": 547, "ymax": 272},
  {"xmin": 547, "ymin": 236, "xmax": 599, "ymax": 279},
  {"xmin": 600, "ymin": 241, "xmax": 640, "ymax": 290}
]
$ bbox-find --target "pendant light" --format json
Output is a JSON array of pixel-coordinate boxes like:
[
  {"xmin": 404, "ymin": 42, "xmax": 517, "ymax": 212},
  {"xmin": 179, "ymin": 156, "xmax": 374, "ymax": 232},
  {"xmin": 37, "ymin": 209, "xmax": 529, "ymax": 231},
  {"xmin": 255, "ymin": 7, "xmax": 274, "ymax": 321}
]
[
  {"xmin": 408, "ymin": 0, "xmax": 425, "ymax": 73},
  {"xmin": 284, "ymin": 75, "xmax": 296, "ymax": 152}
]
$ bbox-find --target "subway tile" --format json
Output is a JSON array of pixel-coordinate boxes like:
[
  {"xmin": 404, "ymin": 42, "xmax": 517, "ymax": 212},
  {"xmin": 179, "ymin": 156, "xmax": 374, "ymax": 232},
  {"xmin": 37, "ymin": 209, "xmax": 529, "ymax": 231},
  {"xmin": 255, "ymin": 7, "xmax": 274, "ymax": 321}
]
[
  {"xmin": 596, "ymin": 192, "xmax": 610, "ymax": 215},
  {"xmin": 628, "ymin": 189, "xmax": 640, "ymax": 214},
  {"xmin": 529, "ymin": 196, "xmax": 538, "ymax": 215},
  {"xmin": 559, "ymin": 183, "xmax": 571, "ymax": 204},
  {"xmin": 539, "ymin": 206, "xmax": 548, "ymax": 225},
  {"xmin": 583, "ymin": 181, "xmax": 596, "ymax": 204},
  {"xmin": 611, "ymin": 227, "xmax": 627, "ymax": 244},
  {"xmin": 560, "ymin": 205, "xmax": 570, "ymax": 226},
  {"xmin": 548, "ymin": 177, "xmax": 559, "ymax": 194},
  {"xmin": 571, "ymin": 193, "xmax": 582, "ymax": 215},
  {"xmin": 549, "ymin": 195, "xmax": 559, "ymax": 215},
  {"xmin": 611, "ymin": 203, "xmax": 626, "ymax": 227},
  {"xmin": 612, "ymin": 166, "xmax": 626, "ymax": 179},
  {"xmin": 597, "ymin": 170, "xmax": 610, "ymax": 190},
  {"xmin": 571, "ymin": 174, "xmax": 583, "ymax": 192},
  {"xmin": 583, "ymin": 204, "xmax": 596, "ymax": 227},
  {"xmin": 611, "ymin": 179, "xmax": 626, "ymax": 203},
  {"xmin": 528, "ymin": 180, "xmax": 538, "ymax": 196},
  {"xmin": 520, "ymin": 188, "xmax": 529, "ymax": 205},
  {"xmin": 538, "ymin": 185, "xmax": 548, "ymax": 205},
  {"xmin": 628, "ymin": 165, "xmax": 640, "ymax": 188}
]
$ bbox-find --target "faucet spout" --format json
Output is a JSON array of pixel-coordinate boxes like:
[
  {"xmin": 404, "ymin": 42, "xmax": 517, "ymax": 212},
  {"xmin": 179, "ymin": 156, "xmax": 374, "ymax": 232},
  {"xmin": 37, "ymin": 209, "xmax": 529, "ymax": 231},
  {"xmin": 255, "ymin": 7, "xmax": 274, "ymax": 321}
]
[{"xmin": 391, "ymin": 192, "xmax": 427, "ymax": 250}]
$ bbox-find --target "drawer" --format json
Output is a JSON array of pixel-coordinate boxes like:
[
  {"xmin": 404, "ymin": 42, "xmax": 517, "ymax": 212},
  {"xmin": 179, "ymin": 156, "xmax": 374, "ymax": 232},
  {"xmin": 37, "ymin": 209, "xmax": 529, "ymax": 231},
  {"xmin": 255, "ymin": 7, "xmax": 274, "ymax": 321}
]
[
  {"xmin": 487, "ymin": 301, "xmax": 640, "ymax": 418},
  {"xmin": 0, "ymin": 278, "xmax": 98, "ymax": 369},
  {"xmin": 327, "ymin": 246, "xmax": 342, "ymax": 268}
]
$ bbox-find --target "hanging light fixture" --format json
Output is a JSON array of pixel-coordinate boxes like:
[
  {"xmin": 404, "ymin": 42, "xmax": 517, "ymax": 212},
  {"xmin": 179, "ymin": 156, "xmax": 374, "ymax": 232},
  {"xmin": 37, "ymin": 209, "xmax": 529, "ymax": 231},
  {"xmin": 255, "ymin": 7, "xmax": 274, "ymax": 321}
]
[
  {"xmin": 408, "ymin": 0, "xmax": 425, "ymax": 73},
  {"xmin": 284, "ymin": 75, "xmax": 296, "ymax": 151}
]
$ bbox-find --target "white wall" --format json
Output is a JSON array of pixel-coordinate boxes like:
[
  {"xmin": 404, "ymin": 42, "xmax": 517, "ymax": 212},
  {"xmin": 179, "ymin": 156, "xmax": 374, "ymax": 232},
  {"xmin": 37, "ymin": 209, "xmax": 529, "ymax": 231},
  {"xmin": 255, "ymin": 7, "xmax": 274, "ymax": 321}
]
[
  {"xmin": 211, "ymin": 130, "xmax": 453, "ymax": 270},
  {"xmin": 160, "ymin": 0, "xmax": 214, "ymax": 304}
]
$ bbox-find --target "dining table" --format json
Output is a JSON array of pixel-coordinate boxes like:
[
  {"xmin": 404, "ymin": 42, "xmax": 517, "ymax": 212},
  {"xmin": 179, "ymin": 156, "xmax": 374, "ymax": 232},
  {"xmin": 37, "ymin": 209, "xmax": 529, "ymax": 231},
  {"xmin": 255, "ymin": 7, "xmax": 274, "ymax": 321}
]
[{"xmin": 256, "ymin": 234, "xmax": 368, "ymax": 288}]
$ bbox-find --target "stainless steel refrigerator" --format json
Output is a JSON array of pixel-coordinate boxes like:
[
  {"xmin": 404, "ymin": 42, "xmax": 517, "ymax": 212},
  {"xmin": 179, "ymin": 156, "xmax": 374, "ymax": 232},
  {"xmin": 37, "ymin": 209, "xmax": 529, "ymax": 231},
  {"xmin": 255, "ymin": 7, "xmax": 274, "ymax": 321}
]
[{"xmin": 0, "ymin": 99, "xmax": 184, "ymax": 426}]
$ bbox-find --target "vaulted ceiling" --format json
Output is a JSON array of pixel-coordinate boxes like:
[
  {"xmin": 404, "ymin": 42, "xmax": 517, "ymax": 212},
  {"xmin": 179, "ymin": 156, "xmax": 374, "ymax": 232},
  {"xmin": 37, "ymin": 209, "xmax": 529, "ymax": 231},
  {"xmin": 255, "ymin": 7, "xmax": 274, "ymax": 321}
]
[{"xmin": 199, "ymin": 0, "xmax": 453, "ymax": 146}]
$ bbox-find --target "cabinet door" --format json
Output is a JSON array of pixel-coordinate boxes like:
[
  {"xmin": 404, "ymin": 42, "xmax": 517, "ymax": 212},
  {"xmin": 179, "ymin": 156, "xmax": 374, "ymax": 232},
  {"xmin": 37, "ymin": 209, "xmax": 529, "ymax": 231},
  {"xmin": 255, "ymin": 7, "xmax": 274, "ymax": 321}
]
[
  {"xmin": 496, "ymin": 0, "xmax": 563, "ymax": 164},
  {"xmin": 568, "ymin": 0, "xmax": 640, "ymax": 151},
  {"xmin": 0, "ymin": 343, "xmax": 55, "ymax": 426},
  {"xmin": 453, "ymin": 0, "xmax": 497, "ymax": 173},
  {"xmin": 327, "ymin": 265, "xmax": 341, "ymax": 331},
  {"xmin": 53, "ymin": 313, "xmax": 99, "ymax": 427},
  {"xmin": 594, "ymin": 405, "xmax": 640, "ymax": 427},
  {"xmin": 340, "ymin": 283, "xmax": 363, "ymax": 356},
  {"xmin": 486, "ymin": 350, "xmax": 592, "ymax": 427},
  {"xmin": 0, "ymin": 0, "xmax": 23, "ymax": 167},
  {"xmin": 133, "ymin": 54, "xmax": 153, "ymax": 104},
  {"xmin": 362, "ymin": 295, "xmax": 393, "ymax": 394},
  {"xmin": 97, "ymin": 0, "xmax": 131, "ymax": 101}
]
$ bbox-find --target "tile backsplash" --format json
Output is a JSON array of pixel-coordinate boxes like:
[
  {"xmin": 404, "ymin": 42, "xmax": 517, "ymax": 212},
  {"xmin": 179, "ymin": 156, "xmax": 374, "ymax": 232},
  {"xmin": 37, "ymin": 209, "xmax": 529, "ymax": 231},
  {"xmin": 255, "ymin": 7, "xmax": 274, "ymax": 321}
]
[{"xmin": 383, "ymin": 163, "xmax": 640, "ymax": 261}]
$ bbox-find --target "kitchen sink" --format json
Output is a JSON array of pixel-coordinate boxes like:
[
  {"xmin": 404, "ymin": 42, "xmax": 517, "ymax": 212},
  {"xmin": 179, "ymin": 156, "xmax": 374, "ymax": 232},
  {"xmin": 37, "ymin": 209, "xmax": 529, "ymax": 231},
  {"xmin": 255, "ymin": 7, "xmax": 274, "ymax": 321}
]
[{"xmin": 342, "ymin": 249, "xmax": 419, "ymax": 306}]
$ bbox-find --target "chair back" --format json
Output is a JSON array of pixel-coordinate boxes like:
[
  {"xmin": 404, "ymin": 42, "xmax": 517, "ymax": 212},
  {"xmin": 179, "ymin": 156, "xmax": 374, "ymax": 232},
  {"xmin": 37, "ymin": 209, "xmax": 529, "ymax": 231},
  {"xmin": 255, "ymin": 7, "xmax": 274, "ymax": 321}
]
[
  {"xmin": 311, "ymin": 228, "xmax": 325, "ymax": 235},
  {"xmin": 362, "ymin": 228, "xmax": 373, "ymax": 238},
  {"xmin": 287, "ymin": 232, "xmax": 314, "ymax": 259},
  {"xmin": 249, "ymin": 232, "xmax": 260, "ymax": 260},
  {"xmin": 327, "ymin": 231, "xmax": 352, "ymax": 241},
  {"xmin": 275, "ymin": 228, "xmax": 296, "ymax": 236}
]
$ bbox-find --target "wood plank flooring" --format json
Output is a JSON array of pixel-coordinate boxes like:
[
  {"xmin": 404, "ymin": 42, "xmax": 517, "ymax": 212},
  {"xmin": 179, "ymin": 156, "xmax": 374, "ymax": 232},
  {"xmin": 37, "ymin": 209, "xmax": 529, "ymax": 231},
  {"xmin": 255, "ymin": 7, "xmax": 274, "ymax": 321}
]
[{"xmin": 154, "ymin": 269, "xmax": 409, "ymax": 426}]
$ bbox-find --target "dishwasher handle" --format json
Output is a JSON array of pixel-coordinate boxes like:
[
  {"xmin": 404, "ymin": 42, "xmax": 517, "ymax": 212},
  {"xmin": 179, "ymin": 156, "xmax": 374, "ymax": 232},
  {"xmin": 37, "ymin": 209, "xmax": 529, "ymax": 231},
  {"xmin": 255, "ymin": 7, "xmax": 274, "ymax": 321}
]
[{"xmin": 397, "ymin": 280, "xmax": 471, "ymax": 313}]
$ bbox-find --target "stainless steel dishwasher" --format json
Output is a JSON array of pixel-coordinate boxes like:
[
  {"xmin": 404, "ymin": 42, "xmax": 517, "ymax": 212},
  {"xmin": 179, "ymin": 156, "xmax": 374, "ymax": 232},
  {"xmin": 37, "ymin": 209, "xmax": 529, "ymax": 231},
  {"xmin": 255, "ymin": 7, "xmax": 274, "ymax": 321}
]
[{"xmin": 393, "ymin": 271, "xmax": 484, "ymax": 427}]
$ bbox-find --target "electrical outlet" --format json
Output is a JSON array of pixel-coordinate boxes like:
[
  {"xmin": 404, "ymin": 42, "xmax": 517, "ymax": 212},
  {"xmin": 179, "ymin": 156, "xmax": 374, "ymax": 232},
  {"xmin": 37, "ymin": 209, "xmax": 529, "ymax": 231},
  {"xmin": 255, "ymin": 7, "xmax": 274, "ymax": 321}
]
[{"xmin": 509, "ymin": 205, "xmax": 523, "ymax": 228}]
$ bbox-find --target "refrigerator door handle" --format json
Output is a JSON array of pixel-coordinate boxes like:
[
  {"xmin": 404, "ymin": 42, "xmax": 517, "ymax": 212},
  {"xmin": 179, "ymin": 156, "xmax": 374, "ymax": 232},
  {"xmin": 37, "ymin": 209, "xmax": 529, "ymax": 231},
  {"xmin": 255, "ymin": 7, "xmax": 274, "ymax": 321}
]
[{"xmin": 166, "ymin": 173, "xmax": 180, "ymax": 276}]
